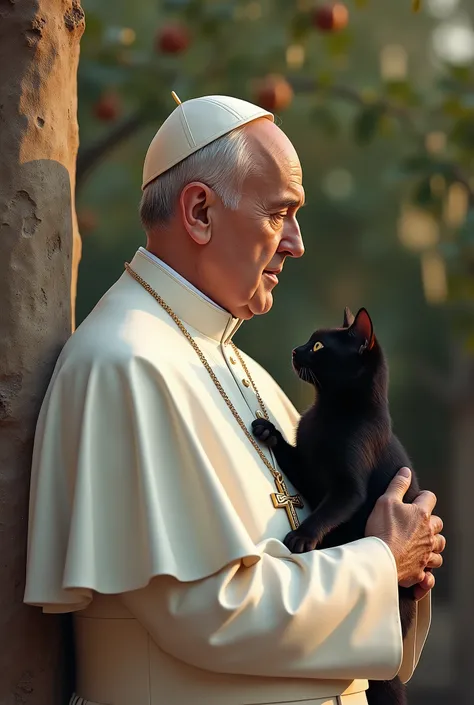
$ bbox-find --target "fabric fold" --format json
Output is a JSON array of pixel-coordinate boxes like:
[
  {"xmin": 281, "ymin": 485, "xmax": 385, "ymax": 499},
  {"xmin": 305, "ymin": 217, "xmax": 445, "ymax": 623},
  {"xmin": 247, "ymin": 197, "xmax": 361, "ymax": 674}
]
[{"xmin": 25, "ymin": 349, "xmax": 265, "ymax": 610}]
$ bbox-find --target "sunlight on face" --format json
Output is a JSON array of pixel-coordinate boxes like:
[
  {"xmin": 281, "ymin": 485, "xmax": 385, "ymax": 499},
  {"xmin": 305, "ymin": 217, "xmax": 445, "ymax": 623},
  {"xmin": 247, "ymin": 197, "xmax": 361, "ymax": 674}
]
[{"xmin": 203, "ymin": 119, "xmax": 305, "ymax": 320}]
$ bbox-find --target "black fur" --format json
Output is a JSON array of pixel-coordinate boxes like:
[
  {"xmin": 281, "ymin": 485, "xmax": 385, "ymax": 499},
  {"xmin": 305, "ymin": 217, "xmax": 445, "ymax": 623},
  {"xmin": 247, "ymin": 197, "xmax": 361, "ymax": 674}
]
[{"xmin": 252, "ymin": 307, "xmax": 418, "ymax": 705}]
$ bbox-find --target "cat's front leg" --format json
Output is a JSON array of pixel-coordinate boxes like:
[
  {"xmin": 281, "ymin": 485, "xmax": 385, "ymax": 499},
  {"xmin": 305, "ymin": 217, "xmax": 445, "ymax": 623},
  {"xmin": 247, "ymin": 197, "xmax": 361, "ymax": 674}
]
[
  {"xmin": 252, "ymin": 419, "xmax": 280, "ymax": 448},
  {"xmin": 284, "ymin": 510, "xmax": 331, "ymax": 553},
  {"xmin": 251, "ymin": 419, "xmax": 302, "ymax": 488},
  {"xmin": 284, "ymin": 488, "xmax": 367, "ymax": 554}
]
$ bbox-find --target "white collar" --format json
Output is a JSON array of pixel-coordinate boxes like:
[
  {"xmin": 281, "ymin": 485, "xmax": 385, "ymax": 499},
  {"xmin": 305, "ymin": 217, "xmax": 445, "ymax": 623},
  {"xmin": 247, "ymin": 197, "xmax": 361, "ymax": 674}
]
[
  {"xmin": 138, "ymin": 247, "xmax": 226, "ymax": 313},
  {"xmin": 130, "ymin": 249, "xmax": 243, "ymax": 344}
]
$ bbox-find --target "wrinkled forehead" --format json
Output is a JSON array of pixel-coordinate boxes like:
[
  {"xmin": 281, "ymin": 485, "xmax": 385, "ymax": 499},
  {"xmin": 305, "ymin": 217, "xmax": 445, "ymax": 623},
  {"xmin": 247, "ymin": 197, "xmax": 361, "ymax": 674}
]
[
  {"xmin": 244, "ymin": 120, "xmax": 303, "ymax": 187},
  {"xmin": 258, "ymin": 131, "xmax": 302, "ymax": 182},
  {"xmin": 234, "ymin": 122, "xmax": 304, "ymax": 214},
  {"xmin": 256, "ymin": 147, "xmax": 305, "ymax": 209}
]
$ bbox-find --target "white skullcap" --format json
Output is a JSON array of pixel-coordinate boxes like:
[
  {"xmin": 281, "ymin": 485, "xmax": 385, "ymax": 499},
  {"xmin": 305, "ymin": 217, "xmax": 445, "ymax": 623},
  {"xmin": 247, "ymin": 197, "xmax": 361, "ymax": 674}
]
[{"xmin": 141, "ymin": 93, "xmax": 274, "ymax": 190}]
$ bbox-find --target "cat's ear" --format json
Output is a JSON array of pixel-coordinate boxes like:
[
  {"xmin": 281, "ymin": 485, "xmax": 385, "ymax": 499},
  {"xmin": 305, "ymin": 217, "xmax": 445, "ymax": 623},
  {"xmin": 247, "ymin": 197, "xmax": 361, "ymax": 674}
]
[
  {"xmin": 350, "ymin": 308, "xmax": 375, "ymax": 353},
  {"xmin": 343, "ymin": 307, "xmax": 355, "ymax": 327}
]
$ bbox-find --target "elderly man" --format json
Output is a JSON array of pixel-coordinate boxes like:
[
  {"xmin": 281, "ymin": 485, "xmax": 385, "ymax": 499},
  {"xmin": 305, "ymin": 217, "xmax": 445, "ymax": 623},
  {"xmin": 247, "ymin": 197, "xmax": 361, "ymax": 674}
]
[{"xmin": 25, "ymin": 94, "xmax": 444, "ymax": 705}]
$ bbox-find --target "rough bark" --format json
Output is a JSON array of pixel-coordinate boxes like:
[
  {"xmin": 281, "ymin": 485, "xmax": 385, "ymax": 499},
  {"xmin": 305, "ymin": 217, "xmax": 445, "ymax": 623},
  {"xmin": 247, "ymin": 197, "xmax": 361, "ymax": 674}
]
[{"xmin": 0, "ymin": 2, "xmax": 84, "ymax": 704}]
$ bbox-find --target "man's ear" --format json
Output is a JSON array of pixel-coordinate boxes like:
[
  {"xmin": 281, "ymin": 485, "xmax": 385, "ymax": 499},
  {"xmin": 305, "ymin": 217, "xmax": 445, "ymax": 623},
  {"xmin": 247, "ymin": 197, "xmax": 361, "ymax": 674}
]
[
  {"xmin": 179, "ymin": 182, "xmax": 215, "ymax": 245},
  {"xmin": 342, "ymin": 306, "xmax": 355, "ymax": 327},
  {"xmin": 349, "ymin": 308, "xmax": 375, "ymax": 353}
]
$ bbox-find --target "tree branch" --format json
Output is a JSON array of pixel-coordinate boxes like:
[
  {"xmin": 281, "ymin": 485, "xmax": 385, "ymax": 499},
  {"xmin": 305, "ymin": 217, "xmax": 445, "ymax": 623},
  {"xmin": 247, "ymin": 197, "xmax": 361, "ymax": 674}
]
[
  {"xmin": 76, "ymin": 109, "xmax": 146, "ymax": 192},
  {"xmin": 75, "ymin": 79, "xmax": 474, "ymax": 206},
  {"xmin": 289, "ymin": 76, "xmax": 419, "ymax": 131},
  {"xmin": 289, "ymin": 76, "xmax": 474, "ymax": 204}
]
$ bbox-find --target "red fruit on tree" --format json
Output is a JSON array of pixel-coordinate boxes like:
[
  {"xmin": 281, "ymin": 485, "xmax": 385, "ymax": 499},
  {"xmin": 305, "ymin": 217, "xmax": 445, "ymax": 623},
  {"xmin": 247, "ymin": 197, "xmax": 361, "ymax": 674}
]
[
  {"xmin": 254, "ymin": 75, "xmax": 293, "ymax": 112},
  {"xmin": 156, "ymin": 24, "xmax": 190, "ymax": 54},
  {"xmin": 93, "ymin": 91, "xmax": 120, "ymax": 122},
  {"xmin": 313, "ymin": 3, "xmax": 349, "ymax": 32}
]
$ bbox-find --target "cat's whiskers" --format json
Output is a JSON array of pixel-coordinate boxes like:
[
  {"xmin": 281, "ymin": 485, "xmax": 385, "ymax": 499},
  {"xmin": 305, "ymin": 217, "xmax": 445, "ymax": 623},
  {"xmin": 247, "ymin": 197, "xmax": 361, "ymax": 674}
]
[{"xmin": 297, "ymin": 366, "xmax": 319, "ymax": 388}]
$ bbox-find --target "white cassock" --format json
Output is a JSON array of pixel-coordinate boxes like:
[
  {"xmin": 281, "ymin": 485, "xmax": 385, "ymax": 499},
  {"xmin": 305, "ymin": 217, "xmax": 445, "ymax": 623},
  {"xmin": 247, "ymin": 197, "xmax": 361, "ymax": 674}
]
[{"xmin": 24, "ymin": 247, "xmax": 430, "ymax": 705}]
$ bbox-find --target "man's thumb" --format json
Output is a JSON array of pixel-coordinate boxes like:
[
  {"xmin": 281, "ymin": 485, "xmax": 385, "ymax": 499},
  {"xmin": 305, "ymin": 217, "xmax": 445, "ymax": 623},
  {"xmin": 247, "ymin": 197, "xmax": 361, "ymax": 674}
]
[{"xmin": 385, "ymin": 467, "xmax": 412, "ymax": 500}]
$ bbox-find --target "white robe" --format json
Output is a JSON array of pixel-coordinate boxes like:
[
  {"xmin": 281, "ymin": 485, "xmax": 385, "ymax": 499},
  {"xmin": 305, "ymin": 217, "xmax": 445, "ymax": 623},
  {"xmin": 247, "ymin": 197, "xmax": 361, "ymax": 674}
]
[{"xmin": 24, "ymin": 248, "xmax": 430, "ymax": 705}]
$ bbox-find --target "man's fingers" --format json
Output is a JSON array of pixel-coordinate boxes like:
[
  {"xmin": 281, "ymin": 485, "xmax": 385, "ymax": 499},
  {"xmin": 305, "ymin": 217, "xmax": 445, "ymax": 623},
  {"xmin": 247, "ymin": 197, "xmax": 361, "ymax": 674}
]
[
  {"xmin": 419, "ymin": 571, "xmax": 435, "ymax": 590},
  {"xmin": 412, "ymin": 489, "xmax": 437, "ymax": 514},
  {"xmin": 427, "ymin": 552, "xmax": 443, "ymax": 569},
  {"xmin": 430, "ymin": 515, "xmax": 443, "ymax": 535},
  {"xmin": 432, "ymin": 533, "xmax": 446, "ymax": 554},
  {"xmin": 414, "ymin": 572, "xmax": 435, "ymax": 601},
  {"xmin": 383, "ymin": 467, "xmax": 412, "ymax": 501}
]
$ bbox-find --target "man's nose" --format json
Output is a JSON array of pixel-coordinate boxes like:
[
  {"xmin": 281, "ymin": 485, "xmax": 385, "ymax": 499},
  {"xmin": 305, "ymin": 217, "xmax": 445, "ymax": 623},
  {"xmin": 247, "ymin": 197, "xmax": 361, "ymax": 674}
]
[
  {"xmin": 281, "ymin": 222, "xmax": 305, "ymax": 259},
  {"xmin": 291, "ymin": 233, "xmax": 305, "ymax": 258}
]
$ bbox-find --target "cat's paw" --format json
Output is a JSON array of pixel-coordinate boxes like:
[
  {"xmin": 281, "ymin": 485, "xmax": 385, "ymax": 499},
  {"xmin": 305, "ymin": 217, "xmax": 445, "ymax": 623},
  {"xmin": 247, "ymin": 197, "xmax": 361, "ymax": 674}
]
[
  {"xmin": 251, "ymin": 419, "xmax": 278, "ymax": 448},
  {"xmin": 284, "ymin": 529, "xmax": 320, "ymax": 554}
]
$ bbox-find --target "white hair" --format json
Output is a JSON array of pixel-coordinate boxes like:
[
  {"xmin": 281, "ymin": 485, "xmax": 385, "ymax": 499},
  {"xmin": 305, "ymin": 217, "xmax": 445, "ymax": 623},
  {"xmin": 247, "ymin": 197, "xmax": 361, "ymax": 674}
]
[{"xmin": 139, "ymin": 125, "xmax": 258, "ymax": 230}]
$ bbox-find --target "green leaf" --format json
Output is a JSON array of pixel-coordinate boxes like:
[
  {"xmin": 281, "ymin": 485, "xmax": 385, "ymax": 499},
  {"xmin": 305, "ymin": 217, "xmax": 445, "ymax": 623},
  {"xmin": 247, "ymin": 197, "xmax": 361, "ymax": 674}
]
[
  {"xmin": 326, "ymin": 30, "xmax": 353, "ymax": 58},
  {"xmin": 290, "ymin": 12, "xmax": 312, "ymax": 41},
  {"xmin": 441, "ymin": 95, "xmax": 467, "ymax": 118},
  {"xmin": 460, "ymin": 93, "xmax": 474, "ymax": 111},
  {"xmin": 450, "ymin": 116, "xmax": 474, "ymax": 151},
  {"xmin": 448, "ymin": 65, "xmax": 473, "ymax": 84},
  {"xmin": 163, "ymin": 0, "xmax": 192, "ymax": 8},
  {"xmin": 315, "ymin": 70, "xmax": 334, "ymax": 89},
  {"xmin": 465, "ymin": 334, "xmax": 474, "ymax": 355},
  {"xmin": 83, "ymin": 11, "xmax": 103, "ymax": 40},
  {"xmin": 438, "ymin": 241, "xmax": 459, "ymax": 260},
  {"xmin": 79, "ymin": 59, "xmax": 129, "ymax": 90},
  {"xmin": 384, "ymin": 80, "xmax": 417, "ymax": 105},
  {"xmin": 400, "ymin": 154, "xmax": 433, "ymax": 174},
  {"xmin": 204, "ymin": 2, "xmax": 235, "ymax": 22},
  {"xmin": 457, "ymin": 208, "xmax": 474, "ymax": 244},
  {"xmin": 182, "ymin": 0, "xmax": 205, "ymax": 21},
  {"xmin": 353, "ymin": 106, "xmax": 383, "ymax": 145},
  {"xmin": 413, "ymin": 177, "xmax": 433, "ymax": 206},
  {"xmin": 311, "ymin": 106, "xmax": 340, "ymax": 137}
]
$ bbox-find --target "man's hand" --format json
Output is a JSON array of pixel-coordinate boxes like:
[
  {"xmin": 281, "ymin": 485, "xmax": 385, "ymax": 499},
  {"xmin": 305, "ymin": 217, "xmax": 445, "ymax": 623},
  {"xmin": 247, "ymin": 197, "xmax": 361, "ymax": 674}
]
[{"xmin": 365, "ymin": 467, "xmax": 445, "ymax": 597}]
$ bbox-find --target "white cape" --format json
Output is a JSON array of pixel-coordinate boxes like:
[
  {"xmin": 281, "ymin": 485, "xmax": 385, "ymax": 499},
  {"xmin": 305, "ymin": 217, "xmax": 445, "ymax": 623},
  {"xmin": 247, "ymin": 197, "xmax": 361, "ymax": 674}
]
[{"xmin": 24, "ymin": 249, "xmax": 430, "ymax": 688}]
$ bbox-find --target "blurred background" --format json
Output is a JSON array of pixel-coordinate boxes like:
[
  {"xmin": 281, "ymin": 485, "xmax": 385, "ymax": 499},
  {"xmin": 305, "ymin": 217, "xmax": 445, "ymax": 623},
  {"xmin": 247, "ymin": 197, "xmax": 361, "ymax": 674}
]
[{"xmin": 75, "ymin": 0, "xmax": 474, "ymax": 701}]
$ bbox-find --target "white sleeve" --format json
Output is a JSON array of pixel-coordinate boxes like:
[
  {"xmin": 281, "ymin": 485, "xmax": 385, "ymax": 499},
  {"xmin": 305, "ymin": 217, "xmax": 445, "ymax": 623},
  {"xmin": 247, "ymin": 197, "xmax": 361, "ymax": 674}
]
[
  {"xmin": 120, "ymin": 536, "xmax": 405, "ymax": 681},
  {"xmin": 398, "ymin": 592, "xmax": 431, "ymax": 683}
]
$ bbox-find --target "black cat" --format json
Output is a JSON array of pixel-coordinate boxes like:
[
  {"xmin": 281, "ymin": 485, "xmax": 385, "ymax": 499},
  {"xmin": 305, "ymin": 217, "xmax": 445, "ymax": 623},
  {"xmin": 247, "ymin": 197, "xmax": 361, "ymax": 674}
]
[{"xmin": 252, "ymin": 307, "xmax": 418, "ymax": 705}]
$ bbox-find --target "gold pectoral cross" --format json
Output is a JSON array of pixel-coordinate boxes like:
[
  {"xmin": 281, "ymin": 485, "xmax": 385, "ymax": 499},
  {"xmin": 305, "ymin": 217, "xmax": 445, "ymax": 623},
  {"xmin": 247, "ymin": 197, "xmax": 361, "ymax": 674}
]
[{"xmin": 271, "ymin": 472, "xmax": 304, "ymax": 530}]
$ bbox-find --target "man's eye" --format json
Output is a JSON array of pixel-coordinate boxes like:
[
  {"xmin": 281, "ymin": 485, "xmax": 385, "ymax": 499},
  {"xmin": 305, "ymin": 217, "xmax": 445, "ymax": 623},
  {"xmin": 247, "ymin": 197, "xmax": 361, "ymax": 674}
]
[{"xmin": 270, "ymin": 212, "xmax": 286, "ymax": 223}]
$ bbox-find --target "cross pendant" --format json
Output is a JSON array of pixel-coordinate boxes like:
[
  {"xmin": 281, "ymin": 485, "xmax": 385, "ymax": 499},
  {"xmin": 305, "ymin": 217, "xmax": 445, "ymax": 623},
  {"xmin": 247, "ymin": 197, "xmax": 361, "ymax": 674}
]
[{"xmin": 270, "ymin": 472, "xmax": 304, "ymax": 531}]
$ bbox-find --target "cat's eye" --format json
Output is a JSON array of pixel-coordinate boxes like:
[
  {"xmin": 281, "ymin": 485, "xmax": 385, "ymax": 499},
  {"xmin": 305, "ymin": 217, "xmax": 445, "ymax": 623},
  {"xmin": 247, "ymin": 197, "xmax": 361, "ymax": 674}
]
[{"xmin": 313, "ymin": 342, "xmax": 324, "ymax": 352}]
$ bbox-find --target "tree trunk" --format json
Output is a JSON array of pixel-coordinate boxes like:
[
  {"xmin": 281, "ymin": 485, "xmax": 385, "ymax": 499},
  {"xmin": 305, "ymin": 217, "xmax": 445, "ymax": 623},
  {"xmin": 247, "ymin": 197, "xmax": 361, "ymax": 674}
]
[{"xmin": 0, "ymin": 2, "xmax": 84, "ymax": 704}]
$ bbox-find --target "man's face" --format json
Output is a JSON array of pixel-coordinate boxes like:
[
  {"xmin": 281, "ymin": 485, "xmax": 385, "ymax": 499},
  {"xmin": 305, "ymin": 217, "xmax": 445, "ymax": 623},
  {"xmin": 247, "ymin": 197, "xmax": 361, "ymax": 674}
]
[{"xmin": 201, "ymin": 119, "xmax": 305, "ymax": 319}]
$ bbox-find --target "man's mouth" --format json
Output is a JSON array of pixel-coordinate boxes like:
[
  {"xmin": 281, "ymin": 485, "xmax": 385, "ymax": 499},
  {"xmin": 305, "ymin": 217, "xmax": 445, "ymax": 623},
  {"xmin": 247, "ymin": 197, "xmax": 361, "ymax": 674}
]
[
  {"xmin": 263, "ymin": 267, "xmax": 282, "ymax": 284},
  {"xmin": 263, "ymin": 271, "xmax": 278, "ymax": 284}
]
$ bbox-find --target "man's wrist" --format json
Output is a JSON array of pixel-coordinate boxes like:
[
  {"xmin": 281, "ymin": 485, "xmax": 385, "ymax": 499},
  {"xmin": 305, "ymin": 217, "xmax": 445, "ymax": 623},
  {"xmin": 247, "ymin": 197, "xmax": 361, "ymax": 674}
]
[{"xmin": 363, "ymin": 535, "xmax": 400, "ymax": 583}]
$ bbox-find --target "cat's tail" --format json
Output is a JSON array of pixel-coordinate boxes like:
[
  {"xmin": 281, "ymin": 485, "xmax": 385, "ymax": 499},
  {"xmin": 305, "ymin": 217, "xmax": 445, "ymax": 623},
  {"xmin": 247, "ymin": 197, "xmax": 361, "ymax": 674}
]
[{"xmin": 367, "ymin": 676, "xmax": 407, "ymax": 705}]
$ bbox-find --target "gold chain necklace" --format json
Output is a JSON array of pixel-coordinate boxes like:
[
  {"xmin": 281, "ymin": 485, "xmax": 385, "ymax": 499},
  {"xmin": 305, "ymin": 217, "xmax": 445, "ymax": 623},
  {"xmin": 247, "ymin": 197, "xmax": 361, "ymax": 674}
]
[{"xmin": 125, "ymin": 262, "xmax": 303, "ymax": 530}]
